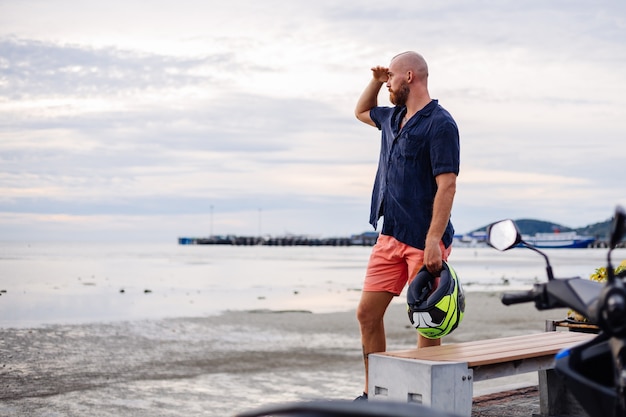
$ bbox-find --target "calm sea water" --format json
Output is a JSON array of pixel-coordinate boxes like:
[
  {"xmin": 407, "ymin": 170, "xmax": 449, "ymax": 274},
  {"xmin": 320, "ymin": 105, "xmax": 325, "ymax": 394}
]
[{"xmin": 0, "ymin": 241, "xmax": 622, "ymax": 328}]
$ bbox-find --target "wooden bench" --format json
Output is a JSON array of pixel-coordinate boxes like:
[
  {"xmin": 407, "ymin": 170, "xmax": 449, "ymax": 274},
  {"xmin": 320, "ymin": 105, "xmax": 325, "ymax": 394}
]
[{"xmin": 368, "ymin": 331, "xmax": 594, "ymax": 416}]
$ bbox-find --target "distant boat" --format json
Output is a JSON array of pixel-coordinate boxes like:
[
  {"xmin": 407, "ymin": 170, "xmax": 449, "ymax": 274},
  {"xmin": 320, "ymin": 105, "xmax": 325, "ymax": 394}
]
[
  {"xmin": 453, "ymin": 231, "xmax": 488, "ymax": 247},
  {"xmin": 522, "ymin": 231, "xmax": 595, "ymax": 249}
]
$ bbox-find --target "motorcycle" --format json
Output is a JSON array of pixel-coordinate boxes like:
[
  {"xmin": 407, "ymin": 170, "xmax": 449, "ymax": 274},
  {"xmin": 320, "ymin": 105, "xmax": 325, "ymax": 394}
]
[{"xmin": 486, "ymin": 205, "xmax": 626, "ymax": 417}]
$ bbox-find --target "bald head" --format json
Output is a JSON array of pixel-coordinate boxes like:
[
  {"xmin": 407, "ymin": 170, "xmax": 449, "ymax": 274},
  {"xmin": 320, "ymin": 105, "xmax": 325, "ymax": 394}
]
[{"xmin": 390, "ymin": 51, "xmax": 429, "ymax": 82}]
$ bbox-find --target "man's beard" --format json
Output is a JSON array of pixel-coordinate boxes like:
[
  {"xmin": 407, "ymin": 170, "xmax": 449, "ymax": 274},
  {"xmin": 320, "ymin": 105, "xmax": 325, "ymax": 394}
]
[{"xmin": 389, "ymin": 81, "xmax": 410, "ymax": 106}]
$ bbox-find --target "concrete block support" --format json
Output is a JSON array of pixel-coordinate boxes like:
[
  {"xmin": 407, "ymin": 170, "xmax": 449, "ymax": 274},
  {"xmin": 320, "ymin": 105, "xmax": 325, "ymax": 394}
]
[{"xmin": 368, "ymin": 354, "xmax": 474, "ymax": 416}]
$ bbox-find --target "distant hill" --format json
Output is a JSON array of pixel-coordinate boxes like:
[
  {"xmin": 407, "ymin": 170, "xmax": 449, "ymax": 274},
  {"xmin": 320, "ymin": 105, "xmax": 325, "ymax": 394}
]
[
  {"xmin": 575, "ymin": 219, "xmax": 616, "ymax": 239},
  {"xmin": 471, "ymin": 218, "xmax": 615, "ymax": 239}
]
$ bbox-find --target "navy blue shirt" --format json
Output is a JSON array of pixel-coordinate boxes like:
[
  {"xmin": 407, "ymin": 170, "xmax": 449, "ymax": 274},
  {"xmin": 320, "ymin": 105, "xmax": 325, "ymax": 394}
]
[{"xmin": 369, "ymin": 99, "xmax": 460, "ymax": 250}]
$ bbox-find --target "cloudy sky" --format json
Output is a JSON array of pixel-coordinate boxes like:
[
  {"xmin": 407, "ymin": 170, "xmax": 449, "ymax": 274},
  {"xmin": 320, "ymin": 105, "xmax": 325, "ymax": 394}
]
[{"xmin": 1, "ymin": 0, "xmax": 625, "ymax": 242}]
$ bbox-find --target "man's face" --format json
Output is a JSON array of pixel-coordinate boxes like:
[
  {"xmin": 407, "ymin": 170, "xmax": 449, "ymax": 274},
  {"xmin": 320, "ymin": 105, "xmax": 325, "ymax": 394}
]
[{"xmin": 386, "ymin": 61, "xmax": 410, "ymax": 106}]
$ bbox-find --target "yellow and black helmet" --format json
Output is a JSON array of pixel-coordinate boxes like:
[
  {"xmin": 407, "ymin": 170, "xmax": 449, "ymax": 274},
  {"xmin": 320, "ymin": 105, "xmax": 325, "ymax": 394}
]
[{"xmin": 407, "ymin": 261, "xmax": 465, "ymax": 339}]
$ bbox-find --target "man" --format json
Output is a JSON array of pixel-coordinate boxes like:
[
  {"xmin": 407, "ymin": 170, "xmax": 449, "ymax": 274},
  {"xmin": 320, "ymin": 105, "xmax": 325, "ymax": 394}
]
[{"xmin": 353, "ymin": 51, "xmax": 460, "ymax": 401}]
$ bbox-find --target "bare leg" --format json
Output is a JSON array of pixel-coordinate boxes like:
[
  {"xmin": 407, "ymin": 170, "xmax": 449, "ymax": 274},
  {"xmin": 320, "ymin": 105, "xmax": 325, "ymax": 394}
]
[
  {"xmin": 418, "ymin": 334, "xmax": 441, "ymax": 348},
  {"xmin": 356, "ymin": 290, "xmax": 394, "ymax": 395}
]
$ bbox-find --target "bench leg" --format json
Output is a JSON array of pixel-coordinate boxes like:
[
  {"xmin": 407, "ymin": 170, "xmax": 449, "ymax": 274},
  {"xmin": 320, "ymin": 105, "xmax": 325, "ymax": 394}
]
[
  {"xmin": 368, "ymin": 354, "xmax": 473, "ymax": 416},
  {"xmin": 538, "ymin": 369, "xmax": 589, "ymax": 416}
]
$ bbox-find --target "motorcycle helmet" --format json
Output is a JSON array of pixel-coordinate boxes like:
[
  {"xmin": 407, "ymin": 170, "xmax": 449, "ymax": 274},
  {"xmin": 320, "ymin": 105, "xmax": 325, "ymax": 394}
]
[{"xmin": 407, "ymin": 261, "xmax": 465, "ymax": 339}]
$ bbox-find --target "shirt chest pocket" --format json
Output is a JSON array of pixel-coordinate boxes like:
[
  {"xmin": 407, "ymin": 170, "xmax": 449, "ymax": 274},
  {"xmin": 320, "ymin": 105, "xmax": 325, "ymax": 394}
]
[{"xmin": 398, "ymin": 132, "xmax": 427, "ymax": 160}]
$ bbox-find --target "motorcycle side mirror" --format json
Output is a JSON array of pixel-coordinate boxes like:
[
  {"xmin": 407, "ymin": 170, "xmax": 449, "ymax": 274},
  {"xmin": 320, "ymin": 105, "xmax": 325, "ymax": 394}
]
[
  {"xmin": 487, "ymin": 218, "xmax": 554, "ymax": 280},
  {"xmin": 487, "ymin": 219, "xmax": 522, "ymax": 251},
  {"xmin": 609, "ymin": 205, "xmax": 625, "ymax": 250}
]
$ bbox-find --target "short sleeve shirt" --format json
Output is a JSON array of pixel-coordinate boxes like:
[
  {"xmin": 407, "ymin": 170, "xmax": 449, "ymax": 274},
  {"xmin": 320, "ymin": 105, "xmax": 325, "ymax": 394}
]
[{"xmin": 369, "ymin": 99, "xmax": 460, "ymax": 250}]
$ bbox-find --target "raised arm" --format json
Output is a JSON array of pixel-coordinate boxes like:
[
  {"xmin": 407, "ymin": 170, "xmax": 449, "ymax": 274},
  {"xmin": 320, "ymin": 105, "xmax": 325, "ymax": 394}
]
[{"xmin": 354, "ymin": 66, "xmax": 389, "ymax": 127}]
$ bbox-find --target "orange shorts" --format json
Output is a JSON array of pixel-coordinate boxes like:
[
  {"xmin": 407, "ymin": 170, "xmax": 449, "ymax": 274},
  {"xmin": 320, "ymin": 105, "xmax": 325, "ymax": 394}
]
[{"xmin": 363, "ymin": 234, "xmax": 451, "ymax": 295}]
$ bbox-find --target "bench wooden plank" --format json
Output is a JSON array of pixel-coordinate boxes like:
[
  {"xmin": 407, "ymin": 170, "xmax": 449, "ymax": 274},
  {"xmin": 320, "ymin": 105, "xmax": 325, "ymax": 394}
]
[
  {"xmin": 378, "ymin": 332, "xmax": 593, "ymax": 367},
  {"xmin": 383, "ymin": 332, "xmax": 586, "ymax": 358},
  {"xmin": 425, "ymin": 333, "xmax": 592, "ymax": 366},
  {"xmin": 380, "ymin": 332, "xmax": 591, "ymax": 362},
  {"xmin": 415, "ymin": 332, "xmax": 584, "ymax": 356},
  {"xmin": 380, "ymin": 332, "xmax": 590, "ymax": 356},
  {"xmin": 414, "ymin": 332, "xmax": 587, "ymax": 353}
]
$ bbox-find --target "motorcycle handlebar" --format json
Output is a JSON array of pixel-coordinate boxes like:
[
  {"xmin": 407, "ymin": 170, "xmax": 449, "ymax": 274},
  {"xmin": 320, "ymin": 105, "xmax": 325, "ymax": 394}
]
[{"xmin": 501, "ymin": 290, "xmax": 536, "ymax": 305}]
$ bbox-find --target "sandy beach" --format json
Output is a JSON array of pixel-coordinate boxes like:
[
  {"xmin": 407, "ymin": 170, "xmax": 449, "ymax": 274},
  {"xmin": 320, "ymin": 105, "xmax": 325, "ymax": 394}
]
[{"xmin": 0, "ymin": 291, "xmax": 569, "ymax": 416}]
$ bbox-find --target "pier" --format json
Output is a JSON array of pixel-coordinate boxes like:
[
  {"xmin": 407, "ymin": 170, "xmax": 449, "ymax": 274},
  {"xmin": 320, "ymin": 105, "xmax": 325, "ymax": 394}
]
[
  {"xmin": 178, "ymin": 232, "xmax": 380, "ymax": 247},
  {"xmin": 588, "ymin": 240, "xmax": 626, "ymax": 248}
]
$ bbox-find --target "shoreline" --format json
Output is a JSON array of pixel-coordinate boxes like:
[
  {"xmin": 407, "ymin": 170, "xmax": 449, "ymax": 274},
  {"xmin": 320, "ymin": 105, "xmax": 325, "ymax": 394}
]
[{"xmin": 0, "ymin": 285, "xmax": 549, "ymax": 330}]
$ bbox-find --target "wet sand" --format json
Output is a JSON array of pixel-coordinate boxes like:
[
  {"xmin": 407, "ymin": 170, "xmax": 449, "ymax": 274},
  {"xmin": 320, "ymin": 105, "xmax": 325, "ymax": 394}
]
[{"xmin": 0, "ymin": 292, "xmax": 569, "ymax": 416}]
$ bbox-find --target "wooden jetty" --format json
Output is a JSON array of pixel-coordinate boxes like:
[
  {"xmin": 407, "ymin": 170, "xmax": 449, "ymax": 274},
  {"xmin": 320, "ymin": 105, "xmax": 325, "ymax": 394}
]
[{"xmin": 178, "ymin": 232, "xmax": 379, "ymax": 247}]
